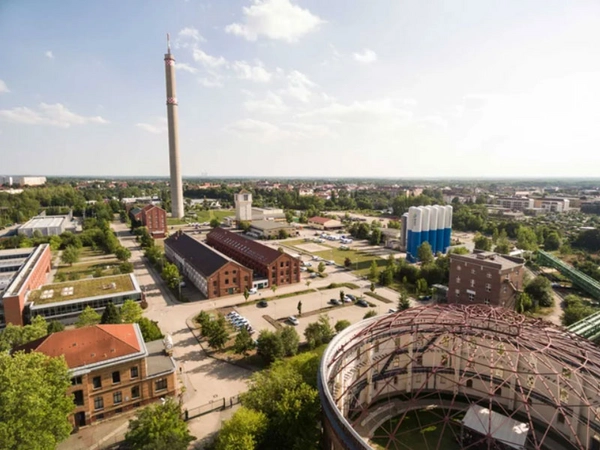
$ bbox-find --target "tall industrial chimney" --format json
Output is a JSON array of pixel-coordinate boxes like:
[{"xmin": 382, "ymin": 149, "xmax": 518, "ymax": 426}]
[{"xmin": 164, "ymin": 34, "xmax": 184, "ymax": 219}]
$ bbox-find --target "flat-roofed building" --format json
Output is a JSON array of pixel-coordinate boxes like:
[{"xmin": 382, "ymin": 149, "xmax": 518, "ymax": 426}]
[
  {"xmin": 248, "ymin": 220, "xmax": 296, "ymax": 239},
  {"xmin": 448, "ymin": 251, "xmax": 524, "ymax": 309},
  {"xmin": 18, "ymin": 211, "xmax": 75, "ymax": 237},
  {"xmin": 533, "ymin": 197, "xmax": 570, "ymax": 213},
  {"xmin": 16, "ymin": 323, "xmax": 177, "ymax": 428},
  {"xmin": 164, "ymin": 231, "xmax": 252, "ymax": 298},
  {"xmin": 26, "ymin": 274, "xmax": 143, "ymax": 325},
  {"xmin": 307, "ymin": 216, "xmax": 344, "ymax": 230},
  {"xmin": 207, "ymin": 227, "xmax": 300, "ymax": 287},
  {"xmin": 496, "ymin": 197, "xmax": 534, "ymax": 211},
  {"xmin": 0, "ymin": 244, "xmax": 52, "ymax": 327}
]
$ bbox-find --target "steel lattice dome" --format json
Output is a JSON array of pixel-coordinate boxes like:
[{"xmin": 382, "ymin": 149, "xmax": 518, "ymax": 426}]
[{"xmin": 318, "ymin": 304, "xmax": 600, "ymax": 450}]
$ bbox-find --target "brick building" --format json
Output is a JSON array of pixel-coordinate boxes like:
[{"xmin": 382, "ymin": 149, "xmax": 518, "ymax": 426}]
[
  {"xmin": 130, "ymin": 205, "xmax": 167, "ymax": 238},
  {"xmin": 164, "ymin": 231, "xmax": 253, "ymax": 298},
  {"xmin": 0, "ymin": 244, "xmax": 52, "ymax": 327},
  {"xmin": 17, "ymin": 324, "xmax": 177, "ymax": 428},
  {"xmin": 206, "ymin": 227, "xmax": 300, "ymax": 288},
  {"xmin": 447, "ymin": 251, "xmax": 524, "ymax": 309}
]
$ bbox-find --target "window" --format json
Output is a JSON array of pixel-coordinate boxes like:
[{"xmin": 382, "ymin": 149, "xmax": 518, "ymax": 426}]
[
  {"xmin": 485, "ymin": 283, "xmax": 491, "ymax": 292},
  {"xmin": 233, "ymin": 278, "xmax": 237, "ymax": 284},
  {"xmin": 73, "ymin": 390, "xmax": 84, "ymax": 406},
  {"xmin": 486, "ymin": 272, "xmax": 492, "ymax": 279},
  {"xmin": 456, "ymin": 277, "xmax": 461, "ymax": 283},
  {"xmin": 131, "ymin": 386, "xmax": 140, "ymax": 399},
  {"xmin": 494, "ymin": 386, "xmax": 502, "ymax": 397},
  {"xmin": 457, "ymin": 265, "xmax": 462, "ymax": 271},
  {"xmin": 94, "ymin": 397, "xmax": 104, "ymax": 411},
  {"xmin": 225, "ymin": 271, "xmax": 229, "ymax": 275},
  {"xmin": 455, "ymin": 289, "xmax": 460, "ymax": 295},
  {"xmin": 484, "ymin": 298, "xmax": 490, "ymax": 305},
  {"xmin": 130, "ymin": 366, "xmax": 139, "ymax": 379},
  {"xmin": 113, "ymin": 391, "xmax": 122, "ymax": 404},
  {"xmin": 470, "ymin": 279, "xmax": 475, "ymax": 287},
  {"xmin": 468, "ymin": 293, "xmax": 475, "ymax": 302},
  {"xmin": 112, "ymin": 371, "xmax": 120, "ymax": 384},
  {"xmin": 471, "ymin": 269, "xmax": 475, "ymax": 275},
  {"xmin": 71, "ymin": 376, "xmax": 83, "ymax": 386},
  {"xmin": 155, "ymin": 379, "xmax": 167, "ymax": 391},
  {"xmin": 225, "ymin": 279, "xmax": 229, "ymax": 285},
  {"xmin": 466, "ymin": 379, "xmax": 473, "ymax": 388},
  {"xmin": 93, "ymin": 376, "xmax": 102, "ymax": 389},
  {"xmin": 213, "ymin": 281, "xmax": 217, "ymax": 286}
]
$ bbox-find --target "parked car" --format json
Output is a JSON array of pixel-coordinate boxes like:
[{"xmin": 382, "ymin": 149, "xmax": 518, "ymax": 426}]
[
  {"xmin": 388, "ymin": 308, "xmax": 398, "ymax": 313},
  {"xmin": 418, "ymin": 295, "xmax": 432, "ymax": 301},
  {"xmin": 343, "ymin": 295, "xmax": 353, "ymax": 303},
  {"xmin": 300, "ymin": 267, "xmax": 308, "ymax": 272},
  {"xmin": 304, "ymin": 262, "xmax": 312, "ymax": 267},
  {"xmin": 249, "ymin": 288, "xmax": 258, "ymax": 294},
  {"xmin": 310, "ymin": 273, "xmax": 318, "ymax": 278},
  {"xmin": 287, "ymin": 316, "xmax": 299, "ymax": 326},
  {"xmin": 357, "ymin": 299, "xmax": 369, "ymax": 307},
  {"xmin": 257, "ymin": 300, "xmax": 268, "ymax": 308},
  {"xmin": 329, "ymin": 298, "xmax": 341, "ymax": 306},
  {"xmin": 346, "ymin": 294, "xmax": 356, "ymax": 301}
]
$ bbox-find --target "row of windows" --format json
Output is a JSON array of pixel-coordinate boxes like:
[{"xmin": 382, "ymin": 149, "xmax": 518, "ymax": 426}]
[
  {"xmin": 92, "ymin": 367, "xmax": 139, "ymax": 390},
  {"xmin": 34, "ymin": 296, "xmax": 140, "ymax": 318},
  {"xmin": 94, "ymin": 386, "xmax": 140, "ymax": 411}
]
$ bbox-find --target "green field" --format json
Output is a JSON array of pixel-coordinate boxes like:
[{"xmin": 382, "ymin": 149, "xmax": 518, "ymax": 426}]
[
  {"xmin": 29, "ymin": 275, "xmax": 135, "ymax": 305},
  {"xmin": 372, "ymin": 410, "xmax": 462, "ymax": 450},
  {"xmin": 313, "ymin": 247, "xmax": 387, "ymax": 277}
]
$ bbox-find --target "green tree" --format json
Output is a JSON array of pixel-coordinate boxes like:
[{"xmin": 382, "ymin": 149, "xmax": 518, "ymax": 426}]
[
  {"xmin": 369, "ymin": 228, "xmax": 382, "ymax": 245},
  {"xmin": 544, "ymin": 231, "xmax": 561, "ymax": 251},
  {"xmin": 379, "ymin": 267, "xmax": 394, "ymax": 286},
  {"xmin": 46, "ymin": 320, "xmax": 65, "ymax": 334},
  {"xmin": 195, "ymin": 311, "xmax": 210, "ymax": 330},
  {"xmin": 515, "ymin": 292, "xmax": 533, "ymax": 314},
  {"xmin": 344, "ymin": 257, "xmax": 352, "ymax": 268},
  {"xmin": 210, "ymin": 218, "xmax": 221, "ymax": 228},
  {"xmin": 61, "ymin": 245, "xmax": 81, "ymax": 266},
  {"xmin": 363, "ymin": 310, "xmax": 377, "ymax": 319},
  {"xmin": 474, "ymin": 233, "xmax": 492, "ymax": 251},
  {"xmin": 239, "ymin": 221, "xmax": 251, "ymax": 232},
  {"xmin": 277, "ymin": 229, "xmax": 289, "ymax": 239},
  {"xmin": 241, "ymin": 359, "xmax": 320, "ymax": 450},
  {"xmin": 0, "ymin": 351, "xmax": 74, "ymax": 449},
  {"xmin": 0, "ymin": 316, "xmax": 49, "ymax": 352},
  {"xmin": 304, "ymin": 315, "xmax": 334, "ymax": 349},
  {"xmin": 517, "ymin": 226, "xmax": 538, "ymax": 251},
  {"xmin": 75, "ymin": 306, "xmax": 101, "ymax": 328},
  {"xmin": 495, "ymin": 229, "xmax": 511, "ymax": 254},
  {"xmin": 335, "ymin": 320, "xmax": 351, "ymax": 332},
  {"xmin": 561, "ymin": 296, "xmax": 595, "ymax": 326},
  {"xmin": 317, "ymin": 262, "xmax": 326, "ymax": 274},
  {"xmin": 137, "ymin": 317, "xmax": 163, "ymax": 342},
  {"xmin": 416, "ymin": 278, "xmax": 428, "ymax": 296},
  {"xmin": 417, "ymin": 242, "xmax": 434, "ymax": 264},
  {"xmin": 216, "ymin": 407, "xmax": 268, "ymax": 450},
  {"xmin": 398, "ymin": 290, "xmax": 411, "ymax": 310},
  {"xmin": 161, "ymin": 262, "xmax": 181, "ymax": 290},
  {"xmin": 234, "ymin": 327, "xmax": 255, "ymax": 355},
  {"xmin": 256, "ymin": 330, "xmax": 284, "ymax": 363},
  {"xmin": 369, "ymin": 260, "xmax": 379, "ymax": 282},
  {"xmin": 119, "ymin": 261, "xmax": 134, "ymax": 274},
  {"xmin": 279, "ymin": 326, "xmax": 300, "ymax": 357},
  {"xmin": 524, "ymin": 276, "xmax": 554, "ymax": 308},
  {"xmin": 115, "ymin": 246, "xmax": 132, "ymax": 262},
  {"xmin": 243, "ymin": 287, "xmax": 250, "ymax": 302},
  {"xmin": 101, "ymin": 302, "xmax": 122, "ymax": 324},
  {"xmin": 120, "ymin": 299, "xmax": 143, "ymax": 323},
  {"xmin": 125, "ymin": 397, "xmax": 194, "ymax": 450},
  {"xmin": 206, "ymin": 315, "xmax": 229, "ymax": 350}
]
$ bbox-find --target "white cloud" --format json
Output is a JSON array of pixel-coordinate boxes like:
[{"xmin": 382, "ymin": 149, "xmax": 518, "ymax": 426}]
[
  {"xmin": 136, "ymin": 118, "xmax": 168, "ymax": 134},
  {"xmin": 199, "ymin": 76, "xmax": 223, "ymax": 88},
  {"xmin": 0, "ymin": 103, "xmax": 108, "ymax": 128},
  {"xmin": 45, "ymin": 50, "xmax": 54, "ymax": 59},
  {"xmin": 353, "ymin": 49, "xmax": 377, "ymax": 64},
  {"xmin": 178, "ymin": 27, "xmax": 204, "ymax": 42},
  {"xmin": 282, "ymin": 70, "xmax": 316, "ymax": 102},
  {"xmin": 176, "ymin": 62, "xmax": 198, "ymax": 74},
  {"xmin": 231, "ymin": 61, "xmax": 272, "ymax": 83},
  {"xmin": 225, "ymin": 0, "xmax": 325, "ymax": 43},
  {"xmin": 192, "ymin": 48, "xmax": 227, "ymax": 68},
  {"xmin": 0, "ymin": 80, "xmax": 9, "ymax": 94},
  {"xmin": 300, "ymin": 98, "xmax": 412, "ymax": 125},
  {"xmin": 244, "ymin": 91, "xmax": 287, "ymax": 113},
  {"xmin": 225, "ymin": 118, "xmax": 293, "ymax": 142}
]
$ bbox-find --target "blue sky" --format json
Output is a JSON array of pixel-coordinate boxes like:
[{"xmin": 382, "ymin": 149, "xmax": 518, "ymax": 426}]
[{"xmin": 1, "ymin": 0, "xmax": 599, "ymax": 178}]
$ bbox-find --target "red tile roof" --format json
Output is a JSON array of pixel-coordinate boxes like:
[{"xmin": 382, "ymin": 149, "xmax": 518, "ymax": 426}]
[
  {"xmin": 15, "ymin": 324, "xmax": 143, "ymax": 369},
  {"xmin": 308, "ymin": 216, "xmax": 332, "ymax": 225}
]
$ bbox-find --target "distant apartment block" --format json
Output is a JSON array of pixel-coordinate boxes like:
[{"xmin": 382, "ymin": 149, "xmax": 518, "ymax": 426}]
[
  {"xmin": 207, "ymin": 227, "xmax": 300, "ymax": 288},
  {"xmin": 496, "ymin": 197, "xmax": 535, "ymax": 211},
  {"xmin": 164, "ymin": 231, "xmax": 252, "ymax": 298},
  {"xmin": 16, "ymin": 323, "xmax": 177, "ymax": 428},
  {"xmin": 448, "ymin": 251, "xmax": 524, "ymax": 309},
  {"xmin": 533, "ymin": 197, "xmax": 570, "ymax": 213},
  {"xmin": 2, "ymin": 176, "xmax": 47, "ymax": 186},
  {"xmin": 18, "ymin": 211, "xmax": 76, "ymax": 237},
  {"xmin": 130, "ymin": 205, "xmax": 167, "ymax": 238}
]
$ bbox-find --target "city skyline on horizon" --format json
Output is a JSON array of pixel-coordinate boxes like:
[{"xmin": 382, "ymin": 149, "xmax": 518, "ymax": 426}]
[{"xmin": 1, "ymin": 1, "xmax": 600, "ymax": 178}]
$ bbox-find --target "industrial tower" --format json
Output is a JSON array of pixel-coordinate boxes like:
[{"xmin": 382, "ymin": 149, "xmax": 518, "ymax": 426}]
[{"xmin": 164, "ymin": 34, "xmax": 184, "ymax": 219}]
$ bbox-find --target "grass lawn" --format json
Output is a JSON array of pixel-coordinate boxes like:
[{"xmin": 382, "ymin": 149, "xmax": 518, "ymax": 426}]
[
  {"xmin": 29, "ymin": 275, "xmax": 135, "ymax": 305},
  {"xmin": 78, "ymin": 247, "xmax": 106, "ymax": 259},
  {"xmin": 167, "ymin": 217, "xmax": 188, "ymax": 225},
  {"xmin": 372, "ymin": 410, "xmax": 462, "ymax": 450},
  {"xmin": 313, "ymin": 247, "xmax": 387, "ymax": 277},
  {"xmin": 55, "ymin": 259, "xmax": 120, "ymax": 277}
]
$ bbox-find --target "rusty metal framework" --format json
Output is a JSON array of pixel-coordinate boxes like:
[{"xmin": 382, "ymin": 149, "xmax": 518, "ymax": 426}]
[{"xmin": 319, "ymin": 305, "xmax": 600, "ymax": 450}]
